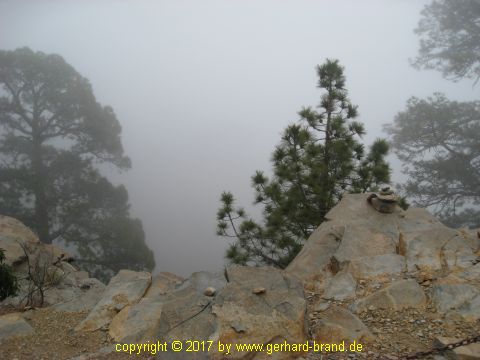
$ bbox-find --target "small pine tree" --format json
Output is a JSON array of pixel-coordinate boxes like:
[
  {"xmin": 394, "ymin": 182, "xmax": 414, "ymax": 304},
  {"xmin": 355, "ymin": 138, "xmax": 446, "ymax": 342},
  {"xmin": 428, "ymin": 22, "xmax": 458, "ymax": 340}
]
[
  {"xmin": 217, "ymin": 59, "xmax": 390, "ymax": 268},
  {"xmin": 0, "ymin": 248, "xmax": 19, "ymax": 301}
]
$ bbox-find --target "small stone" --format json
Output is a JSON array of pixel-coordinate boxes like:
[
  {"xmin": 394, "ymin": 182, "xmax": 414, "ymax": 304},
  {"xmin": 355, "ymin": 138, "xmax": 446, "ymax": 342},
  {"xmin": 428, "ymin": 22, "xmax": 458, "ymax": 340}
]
[
  {"xmin": 204, "ymin": 287, "xmax": 216, "ymax": 296},
  {"xmin": 313, "ymin": 302, "xmax": 330, "ymax": 312},
  {"xmin": 252, "ymin": 287, "xmax": 266, "ymax": 294}
]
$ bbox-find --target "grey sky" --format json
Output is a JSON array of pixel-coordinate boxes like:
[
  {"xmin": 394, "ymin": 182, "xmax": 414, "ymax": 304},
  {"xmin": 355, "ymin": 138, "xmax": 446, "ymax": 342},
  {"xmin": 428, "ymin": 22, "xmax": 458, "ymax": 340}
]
[{"xmin": 0, "ymin": 0, "xmax": 477, "ymax": 277}]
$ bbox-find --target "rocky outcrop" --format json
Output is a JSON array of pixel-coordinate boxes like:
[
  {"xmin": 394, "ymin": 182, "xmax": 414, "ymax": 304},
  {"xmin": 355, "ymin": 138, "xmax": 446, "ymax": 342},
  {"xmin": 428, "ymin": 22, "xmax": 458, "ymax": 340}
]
[
  {"xmin": 285, "ymin": 193, "xmax": 480, "ymax": 357},
  {"xmin": 107, "ymin": 266, "xmax": 307, "ymax": 360},
  {"xmin": 0, "ymin": 215, "xmax": 103, "ymax": 311},
  {"xmin": 287, "ymin": 194, "xmax": 479, "ymax": 284}
]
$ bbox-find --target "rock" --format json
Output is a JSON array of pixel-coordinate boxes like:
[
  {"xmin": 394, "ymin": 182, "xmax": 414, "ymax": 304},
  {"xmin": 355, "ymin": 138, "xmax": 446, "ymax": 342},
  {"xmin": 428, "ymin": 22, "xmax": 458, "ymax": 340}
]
[
  {"xmin": 109, "ymin": 297, "xmax": 164, "ymax": 343},
  {"xmin": 434, "ymin": 336, "xmax": 480, "ymax": 359},
  {"xmin": 456, "ymin": 263, "xmax": 480, "ymax": 282},
  {"xmin": 287, "ymin": 193, "xmax": 401, "ymax": 282},
  {"xmin": 286, "ymin": 223, "xmax": 345, "ymax": 281},
  {"xmin": 352, "ymin": 279, "xmax": 426, "ymax": 313},
  {"xmin": 323, "ymin": 272, "xmax": 356, "ymax": 300},
  {"xmin": 109, "ymin": 271, "xmax": 219, "ymax": 343},
  {"xmin": 75, "ymin": 270, "xmax": 151, "ymax": 332},
  {"xmin": 443, "ymin": 234, "xmax": 478, "ymax": 269},
  {"xmin": 399, "ymin": 227, "xmax": 455, "ymax": 273},
  {"xmin": 431, "ymin": 284, "xmax": 480, "ymax": 321},
  {"xmin": 459, "ymin": 228, "xmax": 480, "ymax": 252},
  {"xmin": 313, "ymin": 306, "xmax": 373, "ymax": 344},
  {"xmin": 252, "ymin": 287, "xmax": 266, "ymax": 294},
  {"xmin": 144, "ymin": 272, "xmax": 184, "ymax": 299},
  {"xmin": 53, "ymin": 278, "xmax": 106, "ymax": 312},
  {"xmin": 368, "ymin": 196, "xmax": 398, "ymax": 214},
  {"xmin": 333, "ymin": 225, "xmax": 397, "ymax": 265},
  {"xmin": 204, "ymin": 287, "xmax": 216, "ymax": 296},
  {"xmin": 347, "ymin": 254, "xmax": 406, "ymax": 279},
  {"xmin": 313, "ymin": 302, "xmax": 330, "ymax": 312},
  {"xmin": 211, "ymin": 266, "xmax": 306, "ymax": 359},
  {"xmin": 0, "ymin": 215, "xmax": 39, "ymax": 266},
  {"xmin": 178, "ymin": 270, "xmax": 227, "ymax": 295},
  {"xmin": 0, "ymin": 313, "xmax": 34, "ymax": 344}
]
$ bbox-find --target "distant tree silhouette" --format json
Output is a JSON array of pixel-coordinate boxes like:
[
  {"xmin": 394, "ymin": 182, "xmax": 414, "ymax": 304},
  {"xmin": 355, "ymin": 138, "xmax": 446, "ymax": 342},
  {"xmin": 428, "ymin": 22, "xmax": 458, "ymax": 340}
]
[
  {"xmin": 0, "ymin": 47, "xmax": 154, "ymax": 280},
  {"xmin": 385, "ymin": 93, "xmax": 480, "ymax": 228},
  {"xmin": 413, "ymin": 0, "xmax": 480, "ymax": 84}
]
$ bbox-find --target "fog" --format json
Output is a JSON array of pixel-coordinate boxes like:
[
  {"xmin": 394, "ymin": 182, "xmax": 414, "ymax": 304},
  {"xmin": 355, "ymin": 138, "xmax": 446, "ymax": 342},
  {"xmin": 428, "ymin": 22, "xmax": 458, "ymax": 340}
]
[{"xmin": 0, "ymin": 0, "xmax": 477, "ymax": 277}]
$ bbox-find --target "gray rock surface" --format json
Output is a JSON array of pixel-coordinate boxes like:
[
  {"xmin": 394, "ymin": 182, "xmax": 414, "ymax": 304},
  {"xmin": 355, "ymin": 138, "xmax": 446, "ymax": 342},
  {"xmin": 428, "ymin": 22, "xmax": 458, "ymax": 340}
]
[
  {"xmin": 431, "ymin": 284, "xmax": 480, "ymax": 321},
  {"xmin": 0, "ymin": 313, "xmax": 34, "ymax": 344},
  {"xmin": 53, "ymin": 278, "xmax": 106, "ymax": 312},
  {"xmin": 352, "ymin": 279, "xmax": 426, "ymax": 313},
  {"xmin": 75, "ymin": 270, "xmax": 151, "ymax": 332},
  {"xmin": 323, "ymin": 271, "xmax": 356, "ymax": 300},
  {"xmin": 347, "ymin": 254, "xmax": 406, "ymax": 279},
  {"xmin": 313, "ymin": 306, "xmax": 373, "ymax": 344}
]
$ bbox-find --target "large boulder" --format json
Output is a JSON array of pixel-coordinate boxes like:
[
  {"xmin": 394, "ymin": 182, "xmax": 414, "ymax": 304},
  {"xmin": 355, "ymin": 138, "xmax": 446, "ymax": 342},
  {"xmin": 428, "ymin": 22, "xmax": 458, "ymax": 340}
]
[
  {"xmin": 75, "ymin": 270, "xmax": 151, "ymax": 332},
  {"xmin": 287, "ymin": 193, "xmax": 402, "ymax": 282},
  {"xmin": 287, "ymin": 194, "xmax": 479, "ymax": 285},
  {"xmin": 0, "ymin": 215, "xmax": 39, "ymax": 266},
  {"xmin": 210, "ymin": 266, "xmax": 306, "ymax": 359}
]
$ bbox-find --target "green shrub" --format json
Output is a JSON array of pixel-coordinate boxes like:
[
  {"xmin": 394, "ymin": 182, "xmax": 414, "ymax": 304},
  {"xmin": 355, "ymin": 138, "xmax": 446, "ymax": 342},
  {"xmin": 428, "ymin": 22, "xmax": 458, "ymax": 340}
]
[{"xmin": 0, "ymin": 248, "xmax": 19, "ymax": 301}]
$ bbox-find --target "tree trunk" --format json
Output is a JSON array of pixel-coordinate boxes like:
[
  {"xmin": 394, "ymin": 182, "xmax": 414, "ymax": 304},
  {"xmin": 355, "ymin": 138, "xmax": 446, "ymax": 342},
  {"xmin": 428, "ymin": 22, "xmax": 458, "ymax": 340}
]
[{"xmin": 31, "ymin": 130, "xmax": 50, "ymax": 244}]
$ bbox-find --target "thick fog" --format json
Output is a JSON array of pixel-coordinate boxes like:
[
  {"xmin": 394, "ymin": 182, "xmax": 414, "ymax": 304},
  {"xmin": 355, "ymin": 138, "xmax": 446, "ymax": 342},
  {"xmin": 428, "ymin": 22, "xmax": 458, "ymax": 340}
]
[{"xmin": 0, "ymin": 0, "xmax": 477, "ymax": 276}]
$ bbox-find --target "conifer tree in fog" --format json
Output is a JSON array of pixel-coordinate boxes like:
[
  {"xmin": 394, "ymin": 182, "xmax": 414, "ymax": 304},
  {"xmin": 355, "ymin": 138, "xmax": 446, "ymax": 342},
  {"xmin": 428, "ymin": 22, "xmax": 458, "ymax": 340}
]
[
  {"xmin": 0, "ymin": 47, "xmax": 154, "ymax": 280},
  {"xmin": 385, "ymin": 94, "xmax": 480, "ymax": 228},
  {"xmin": 413, "ymin": 0, "xmax": 480, "ymax": 84},
  {"xmin": 385, "ymin": 0, "xmax": 480, "ymax": 228},
  {"xmin": 217, "ymin": 59, "xmax": 390, "ymax": 268}
]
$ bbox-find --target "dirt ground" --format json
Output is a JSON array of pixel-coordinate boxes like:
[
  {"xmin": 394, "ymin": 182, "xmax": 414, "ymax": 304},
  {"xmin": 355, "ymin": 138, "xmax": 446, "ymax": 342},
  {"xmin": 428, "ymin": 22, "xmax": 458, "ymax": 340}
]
[{"xmin": 0, "ymin": 305, "xmax": 154, "ymax": 360}]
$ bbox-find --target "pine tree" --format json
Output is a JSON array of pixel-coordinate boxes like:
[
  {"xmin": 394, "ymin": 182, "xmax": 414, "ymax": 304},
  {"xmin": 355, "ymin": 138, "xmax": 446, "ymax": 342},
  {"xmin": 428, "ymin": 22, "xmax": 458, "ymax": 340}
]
[
  {"xmin": 385, "ymin": 93, "xmax": 480, "ymax": 228},
  {"xmin": 217, "ymin": 59, "xmax": 390, "ymax": 268},
  {"xmin": 0, "ymin": 48, "xmax": 155, "ymax": 280}
]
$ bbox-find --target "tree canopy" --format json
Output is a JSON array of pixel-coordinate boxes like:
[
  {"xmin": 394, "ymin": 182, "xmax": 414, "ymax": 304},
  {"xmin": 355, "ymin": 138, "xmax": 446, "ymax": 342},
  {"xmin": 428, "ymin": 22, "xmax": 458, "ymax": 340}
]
[
  {"xmin": 217, "ymin": 59, "xmax": 390, "ymax": 268},
  {"xmin": 0, "ymin": 47, "xmax": 154, "ymax": 280},
  {"xmin": 413, "ymin": 0, "xmax": 480, "ymax": 84},
  {"xmin": 384, "ymin": 93, "xmax": 480, "ymax": 228}
]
